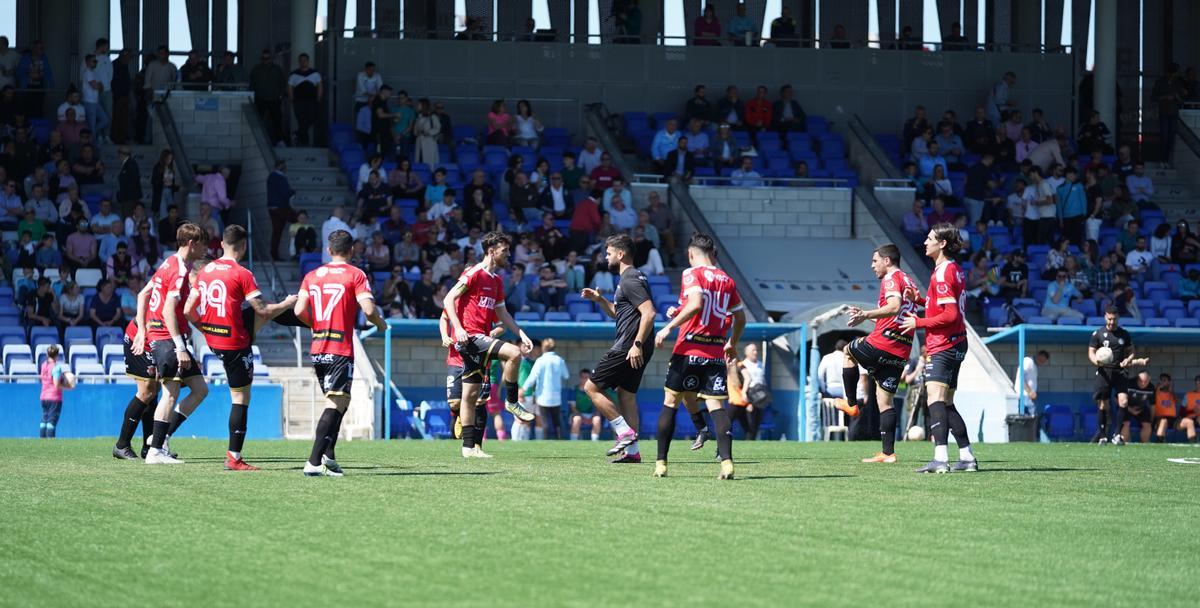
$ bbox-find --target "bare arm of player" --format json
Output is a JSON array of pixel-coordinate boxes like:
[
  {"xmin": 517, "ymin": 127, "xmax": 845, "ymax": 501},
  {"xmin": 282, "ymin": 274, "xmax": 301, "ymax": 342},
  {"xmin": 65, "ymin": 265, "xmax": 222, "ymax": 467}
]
[
  {"xmin": 249, "ymin": 294, "xmax": 298, "ymax": 319},
  {"xmin": 1088, "ymin": 346, "xmax": 1100, "ymax": 367},
  {"xmin": 162, "ymin": 294, "xmax": 192, "ymax": 370},
  {"xmin": 848, "ymin": 294, "xmax": 901, "ymax": 327},
  {"xmin": 443, "ymin": 281, "xmax": 469, "ymax": 342},
  {"xmin": 182, "ymin": 288, "xmax": 201, "ymax": 324},
  {"xmin": 438, "ymin": 314, "xmax": 453, "ymax": 348},
  {"xmin": 132, "ymin": 281, "xmax": 153, "ymax": 355},
  {"xmin": 359, "ymin": 294, "xmax": 387, "ymax": 332},
  {"xmin": 725, "ymin": 308, "xmax": 747, "ymax": 363},
  {"xmin": 901, "ymin": 297, "xmax": 961, "ymax": 334},
  {"xmin": 627, "ymin": 299, "xmax": 656, "ymax": 369},
  {"xmin": 494, "ymin": 303, "xmax": 534, "ymax": 352},
  {"xmin": 293, "ymin": 288, "xmax": 310, "ymax": 325},
  {"xmin": 581, "ymin": 288, "xmax": 616, "ymax": 319},
  {"xmin": 655, "ymin": 291, "xmax": 702, "ymax": 347}
]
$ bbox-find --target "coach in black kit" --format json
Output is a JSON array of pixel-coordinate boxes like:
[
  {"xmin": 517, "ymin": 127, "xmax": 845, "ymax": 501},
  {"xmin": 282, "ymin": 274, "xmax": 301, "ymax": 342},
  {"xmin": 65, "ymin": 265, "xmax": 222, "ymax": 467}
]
[{"xmin": 1088, "ymin": 306, "xmax": 1147, "ymax": 445}]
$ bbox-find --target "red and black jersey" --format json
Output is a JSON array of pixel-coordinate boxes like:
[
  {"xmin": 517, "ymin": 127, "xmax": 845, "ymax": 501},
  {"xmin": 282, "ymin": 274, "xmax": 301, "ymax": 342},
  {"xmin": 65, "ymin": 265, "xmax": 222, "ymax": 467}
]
[
  {"xmin": 453, "ymin": 263, "xmax": 505, "ymax": 337},
  {"xmin": 915, "ymin": 261, "xmax": 967, "ymax": 354},
  {"xmin": 145, "ymin": 253, "xmax": 192, "ymax": 342},
  {"xmin": 195, "ymin": 257, "xmax": 262, "ymax": 351},
  {"xmin": 124, "ymin": 318, "xmax": 139, "ymax": 341},
  {"xmin": 441, "ymin": 311, "xmax": 463, "ymax": 367},
  {"xmin": 673, "ymin": 266, "xmax": 743, "ymax": 359},
  {"xmin": 865, "ymin": 269, "xmax": 920, "ymax": 358},
  {"xmin": 299, "ymin": 262, "xmax": 373, "ymax": 357}
]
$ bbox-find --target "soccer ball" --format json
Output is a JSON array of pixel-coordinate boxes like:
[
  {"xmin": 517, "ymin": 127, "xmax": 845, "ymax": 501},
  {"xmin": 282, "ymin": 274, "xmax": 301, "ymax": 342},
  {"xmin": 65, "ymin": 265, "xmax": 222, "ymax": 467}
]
[
  {"xmin": 60, "ymin": 371, "xmax": 77, "ymax": 390},
  {"xmin": 906, "ymin": 426, "xmax": 926, "ymax": 441},
  {"xmin": 1094, "ymin": 346, "xmax": 1114, "ymax": 366}
]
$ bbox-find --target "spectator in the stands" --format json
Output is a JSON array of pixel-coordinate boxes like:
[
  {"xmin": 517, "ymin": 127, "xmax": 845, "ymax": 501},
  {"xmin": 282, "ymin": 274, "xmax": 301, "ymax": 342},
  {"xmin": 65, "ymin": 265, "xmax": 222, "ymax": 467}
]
[
  {"xmin": 608, "ymin": 194, "xmax": 637, "ymax": 232},
  {"xmin": 1029, "ymin": 166, "xmax": 1058, "ymax": 245},
  {"xmin": 357, "ymin": 154, "xmax": 387, "ymax": 192},
  {"xmin": 379, "ymin": 206, "xmax": 406, "ymax": 246},
  {"xmin": 1002, "ymin": 110, "xmax": 1024, "ymax": 142},
  {"xmin": 964, "ymin": 253, "xmax": 999, "ymax": 305},
  {"xmin": 579, "ymin": 137, "xmax": 603, "ymax": 173},
  {"xmin": 717, "ymin": 86, "xmax": 745, "ymax": 130},
  {"xmin": 196, "ymin": 166, "xmax": 235, "ymax": 225},
  {"xmin": 71, "ymin": 143, "xmax": 104, "ymax": 186},
  {"xmin": 745, "ymin": 86, "xmax": 772, "ymax": 140},
  {"xmin": 901, "ymin": 199, "xmax": 928, "ymax": 246},
  {"xmin": 424, "ymin": 167, "xmax": 448, "ymax": 208},
  {"xmin": 0, "ymin": 36, "xmax": 18, "ymax": 90},
  {"xmin": 636, "ymin": 210, "xmax": 660, "ymax": 249},
  {"xmin": 461, "ymin": 171, "xmax": 491, "ymax": 225},
  {"xmin": 213, "ymin": 50, "xmax": 247, "ymax": 86},
  {"xmin": 1077, "ymin": 110, "xmax": 1111, "ymax": 154},
  {"xmin": 34, "ymin": 234, "xmax": 61, "ymax": 270},
  {"xmin": 249, "ymin": 49, "xmax": 286, "ymax": 145},
  {"xmin": 103, "ymin": 239, "xmax": 142, "ymax": 284},
  {"xmin": 569, "ymin": 188, "xmax": 602, "ymax": 251},
  {"xmin": 357, "ymin": 170, "xmax": 392, "ymax": 223},
  {"xmin": 90, "ymin": 198, "xmax": 119, "ymax": 235},
  {"xmin": 1056, "ymin": 167, "xmax": 1087, "ymax": 245},
  {"xmin": 663, "ymin": 137, "xmax": 695, "ymax": 182},
  {"xmin": 590, "ymin": 153, "xmax": 622, "ymax": 190},
  {"xmin": 1125, "ymin": 162, "xmax": 1154, "ymax": 203},
  {"xmin": 368, "ymin": 85, "xmax": 395, "ymax": 157},
  {"xmin": 366, "ymin": 231, "xmax": 391, "ymax": 272},
  {"xmin": 319, "ymin": 206, "xmax": 351, "ymax": 263},
  {"xmin": 922, "ymin": 164, "xmax": 954, "ymax": 204},
  {"xmin": 685, "ymin": 119, "xmax": 709, "ymax": 163},
  {"xmin": 962, "ymin": 152, "xmax": 994, "ymax": 224},
  {"xmin": 288, "ymin": 53, "xmax": 322, "ymax": 146},
  {"xmin": 426, "ymin": 188, "xmax": 457, "ymax": 223},
  {"xmin": 393, "ymin": 230, "xmax": 420, "ymax": 269},
  {"xmin": 1009, "ymin": 178, "xmax": 1035, "ymax": 237},
  {"xmin": 1180, "ymin": 269, "xmax": 1200, "ymax": 303},
  {"xmin": 354, "ymin": 61, "xmax": 382, "ymax": 114},
  {"xmin": 595, "ymin": 211, "xmax": 617, "ymax": 242},
  {"xmin": 710, "ymin": 122, "xmax": 738, "ymax": 169},
  {"xmin": 910, "ymin": 126, "xmax": 933, "ymax": 161},
  {"xmin": 538, "ymin": 172, "xmax": 570, "ymax": 220},
  {"xmin": 897, "ymin": 25, "xmax": 921, "ymax": 50},
  {"xmin": 772, "ymin": 84, "xmax": 806, "ymax": 135},
  {"xmin": 693, "ymin": 5, "xmax": 722, "ymax": 46},
  {"xmin": 1150, "ymin": 223, "xmax": 1173, "ymax": 269},
  {"xmin": 1125, "ymin": 236, "xmax": 1154, "ymax": 276},
  {"xmin": 1063, "ymin": 256, "xmax": 1090, "ymax": 298},
  {"xmin": 1112, "ymin": 144, "xmax": 1136, "ymax": 179},
  {"xmin": 24, "ymin": 183, "xmax": 56, "ymax": 226},
  {"xmin": 486, "ymin": 99, "xmax": 513, "ymax": 146},
  {"xmin": 769, "ymin": 6, "xmax": 799, "ymax": 47},
  {"xmin": 1025, "ymin": 108, "xmax": 1051, "ymax": 143},
  {"xmin": 389, "ymin": 157, "xmax": 425, "ymax": 202},
  {"xmin": 1042, "ymin": 269, "xmax": 1085, "ymax": 321},
  {"xmin": 129, "ymin": 218, "xmax": 159, "ymax": 267},
  {"xmin": 902, "ymin": 106, "xmax": 930, "ymax": 157},
  {"xmin": 513, "ymin": 99, "xmax": 543, "ymax": 150},
  {"xmin": 645, "ymin": 191, "xmax": 674, "ymax": 264},
  {"xmin": 1115, "ymin": 219, "xmax": 1140, "ymax": 257},
  {"xmin": 685, "ymin": 85, "xmax": 712, "ymax": 125},
  {"xmin": 534, "ymin": 264, "xmax": 567, "ymax": 312},
  {"xmin": 999, "ymin": 250, "xmax": 1030, "ymax": 300},
  {"xmin": 24, "ymin": 277, "xmax": 56, "ymax": 327},
  {"xmin": 728, "ymin": 3, "xmax": 757, "ymax": 46},
  {"xmin": 632, "ymin": 226, "xmax": 664, "ymax": 275},
  {"xmin": 601, "ymin": 177, "xmax": 631, "ymax": 213},
  {"xmin": 1171, "ymin": 220, "xmax": 1199, "ymax": 265},
  {"xmin": 1, "ymin": 179, "xmax": 21, "ymax": 225},
  {"xmin": 180, "ymin": 50, "xmax": 214, "ymax": 90},
  {"xmin": 80, "ymin": 54, "xmax": 111, "ymax": 144},
  {"xmin": 964, "ymin": 106, "xmax": 993, "ymax": 153},
  {"xmin": 1015, "ymin": 128, "xmax": 1037, "ymax": 164},
  {"xmin": 935, "ymin": 123, "xmax": 965, "ymax": 169},
  {"xmin": 927, "ymin": 197, "xmax": 953, "ymax": 226},
  {"xmin": 1027, "ymin": 131, "xmax": 1067, "ymax": 173},
  {"xmin": 55, "ymin": 109, "xmax": 84, "ymax": 148},
  {"xmin": 64, "ymin": 220, "xmax": 98, "ymax": 270},
  {"xmin": 53, "ymin": 280, "xmax": 86, "ymax": 328},
  {"xmin": 114, "ymin": 146, "xmax": 141, "ymax": 218},
  {"xmin": 986, "ymin": 71, "xmax": 1017, "ymax": 125},
  {"xmin": 150, "ymin": 149, "xmax": 177, "ymax": 215},
  {"xmin": 266, "ymin": 160, "xmax": 295, "ymax": 261},
  {"xmin": 943, "ymin": 22, "xmax": 969, "ymax": 50},
  {"xmin": 988, "ymin": 126, "xmax": 1017, "ymax": 172},
  {"xmin": 827, "ymin": 24, "xmax": 851, "ymax": 48},
  {"xmin": 559, "ymin": 152, "xmax": 584, "ymax": 191},
  {"xmin": 917, "ymin": 141, "xmax": 947, "ymax": 179},
  {"xmin": 510, "ymin": 173, "xmax": 539, "ymax": 224},
  {"xmin": 651, "ymin": 118, "xmax": 681, "ymax": 170},
  {"xmin": 1154, "ymin": 63, "xmax": 1186, "ymax": 162},
  {"xmin": 57, "ymin": 89, "xmax": 85, "ymax": 124},
  {"xmin": 730, "ymin": 156, "xmax": 764, "ymax": 187}
]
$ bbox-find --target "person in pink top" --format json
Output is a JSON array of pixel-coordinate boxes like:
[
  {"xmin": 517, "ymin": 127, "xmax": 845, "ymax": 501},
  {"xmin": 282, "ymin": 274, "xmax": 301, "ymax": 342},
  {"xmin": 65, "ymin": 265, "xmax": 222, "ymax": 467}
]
[
  {"xmin": 39, "ymin": 345, "xmax": 72, "ymax": 438},
  {"xmin": 693, "ymin": 5, "xmax": 722, "ymax": 46},
  {"xmin": 196, "ymin": 166, "xmax": 236, "ymax": 225},
  {"xmin": 486, "ymin": 99, "xmax": 513, "ymax": 145}
]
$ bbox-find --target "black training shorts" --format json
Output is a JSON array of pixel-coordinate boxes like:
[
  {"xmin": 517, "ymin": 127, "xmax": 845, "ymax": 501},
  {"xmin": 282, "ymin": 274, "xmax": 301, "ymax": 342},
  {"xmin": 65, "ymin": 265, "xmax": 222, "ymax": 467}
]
[
  {"xmin": 446, "ymin": 364, "xmax": 491, "ymax": 404},
  {"xmin": 1124, "ymin": 404, "xmax": 1152, "ymax": 424},
  {"xmin": 847, "ymin": 337, "xmax": 908, "ymax": 394},
  {"xmin": 313, "ymin": 353, "xmax": 354, "ymax": 396},
  {"xmin": 151, "ymin": 339, "xmax": 202, "ymax": 382},
  {"xmin": 124, "ymin": 334, "xmax": 157, "ymax": 380},
  {"xmin": 590, "ymin": 347, "xmax": 653, "ymax": 394},
  {"xmin": 213, "ymin": 347, "xmax": 255, "ymax": 391},
  {"xmin": 1092, "ymin": 367, "xmax": 1130, "ymax": 401},
  {"xmin": 665, "ymin": 353, "xmax": 728, "ymax": 400},
  {"xmin": 924, "ymin": 342, "xmax": 967, "ymax": 390},
  {"xmin": 455, "ymin": 335, "xmax": 501, "ymax": 383}
]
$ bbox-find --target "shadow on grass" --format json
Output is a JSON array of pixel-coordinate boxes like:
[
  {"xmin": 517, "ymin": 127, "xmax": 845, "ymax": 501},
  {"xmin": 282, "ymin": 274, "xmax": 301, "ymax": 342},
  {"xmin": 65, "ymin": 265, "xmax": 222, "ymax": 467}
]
[
  {"xmin": 362, "ymin": 471, "xmax": 500, "ymax": 477},
  {"xmin": 976, "ymin": 467, "xmax": 1101, "ymax": 473},
  {"xmin": 740, "ymin": 474, "xmax": 856, "ymax": 480}
]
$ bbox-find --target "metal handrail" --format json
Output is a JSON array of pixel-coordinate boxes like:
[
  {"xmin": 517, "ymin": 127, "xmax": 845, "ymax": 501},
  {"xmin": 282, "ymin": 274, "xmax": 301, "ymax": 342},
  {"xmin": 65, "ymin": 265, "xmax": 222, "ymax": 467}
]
[
  {"xmin": 152, "ymin": 94, "xmax": 197, "ymax": 212},
  {"xmin": 632, "ymin": 173, "xmax": 848, "ymax": 187}
]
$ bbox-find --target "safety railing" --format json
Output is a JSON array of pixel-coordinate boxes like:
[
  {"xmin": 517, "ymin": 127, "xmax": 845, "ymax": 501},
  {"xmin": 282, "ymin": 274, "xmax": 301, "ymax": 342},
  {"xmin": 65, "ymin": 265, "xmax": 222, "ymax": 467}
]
[
  {"xmin": 152, "ymin": 93, "xmax": 197, "ymax": 212},
  {"xmin": 631, "ymin": 173, "xmax": 849, "ymax": 188}
]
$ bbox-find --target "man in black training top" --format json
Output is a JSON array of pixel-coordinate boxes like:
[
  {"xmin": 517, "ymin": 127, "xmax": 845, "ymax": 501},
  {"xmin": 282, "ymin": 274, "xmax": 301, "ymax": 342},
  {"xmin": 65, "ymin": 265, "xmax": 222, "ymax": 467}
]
[
  {"xmin": 579, "ymin": 234, "xmax": 658, "ymax": 463},
  {"xmin": 1088, "ymin": 306, "xmax": 1148, "ymax": 445}
]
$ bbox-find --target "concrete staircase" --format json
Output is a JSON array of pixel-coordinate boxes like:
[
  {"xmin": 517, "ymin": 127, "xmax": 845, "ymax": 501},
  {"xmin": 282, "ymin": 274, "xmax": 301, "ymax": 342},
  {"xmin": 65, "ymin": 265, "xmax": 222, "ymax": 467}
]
[
  {"xmin": 273, "ymin": 147, "xmax": 355, "ymax": 228},
  {"xmin": 99, "ymin": 144, "xmax": 161, "ymax": 207},
  {"xmin": 1144, "ymin": 163, "xmax": 1199, "ymax": 226},
  {"xmin": 268, "ymin": 366, "xmax": 324, "ymax": 439}
]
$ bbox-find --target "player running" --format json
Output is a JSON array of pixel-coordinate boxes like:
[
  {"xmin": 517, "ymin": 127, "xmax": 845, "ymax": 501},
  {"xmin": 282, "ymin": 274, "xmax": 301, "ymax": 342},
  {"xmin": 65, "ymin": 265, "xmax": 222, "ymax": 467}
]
[
  {"xmin": 652, "ymin": 234, "xmax": 746, "ymax": 480},
  {"xmin": 184, "ymin": 225, "xmax": 297, "ymax": 471},
  {"xmin": 142, "ymin": 222, "xmax": 210, "ymax": 465},
  {"xmin": 110, "ymin": 283, "xmax": 159, "ymax": 460},
  {"xmin": 443, "ymin": 231, "xmax": 537, "ymax": 458},
  {"xmin": 836, "ymin": 243, "xmax": 919, "ymax": 463},
  {"xmin": 440, "ymin": 308, "xmax": 504, "ymax": 451},
  {"xmin": 899, "ymin": 224, "xmax": 979, "ymax": 474},
  {"xmin": 579, "ymin": 234, "xmax": 657, "ymax": 463},
  {"xmin": 1087, "ymin": 307, "xmax": 1147, "ymax": 445},
  {"xmin": 296, "ymin": 229, "xmax": 387, "ymax": 477}
]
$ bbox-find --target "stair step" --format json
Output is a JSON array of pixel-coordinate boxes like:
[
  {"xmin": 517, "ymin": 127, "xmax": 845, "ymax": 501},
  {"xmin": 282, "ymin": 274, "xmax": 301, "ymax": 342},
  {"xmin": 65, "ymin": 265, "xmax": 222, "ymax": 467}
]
[{"xmin": 287, "ymin": 172, "xmax": 346, "ymax": 188}]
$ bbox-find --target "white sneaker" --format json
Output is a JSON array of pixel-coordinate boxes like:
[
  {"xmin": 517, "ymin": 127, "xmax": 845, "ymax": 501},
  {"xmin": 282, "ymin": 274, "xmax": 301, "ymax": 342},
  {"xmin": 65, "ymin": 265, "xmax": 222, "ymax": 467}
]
[
  {"xmin": 321, "ymin": 455, "xmax": 345, "ymax": 475},
  {"xmin": 145, "ymin": 447, "xmax": 185, "ymax": 464},
  {"xmin": 1111, "ymin": 434, "xmax": 1125, "ymax": 446},
  {"xmin": 461, "ymin": 446, "xmax": 474, "ymax": 458},
  {"xmin": 466, "ymin": 446, "xmax": 493, "ymax": 459},
  {"xmin": 303, "ymin": 462, "xmax": 342, "ymax": 477}
]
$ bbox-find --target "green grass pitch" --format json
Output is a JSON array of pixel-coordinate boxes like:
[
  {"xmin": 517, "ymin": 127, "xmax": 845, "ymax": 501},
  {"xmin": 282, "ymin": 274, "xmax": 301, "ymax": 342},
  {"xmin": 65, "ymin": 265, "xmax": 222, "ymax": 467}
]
[{"xmin": 0, "ymin": 439, "xmax": 1195, "ymax": 607}]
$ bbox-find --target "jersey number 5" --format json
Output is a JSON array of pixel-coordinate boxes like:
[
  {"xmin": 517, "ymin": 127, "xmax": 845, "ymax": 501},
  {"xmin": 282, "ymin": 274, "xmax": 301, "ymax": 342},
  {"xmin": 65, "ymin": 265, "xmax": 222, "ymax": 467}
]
[{"xmin": 308, "ymin": 284, "xmax": 346, "ymax": 323}]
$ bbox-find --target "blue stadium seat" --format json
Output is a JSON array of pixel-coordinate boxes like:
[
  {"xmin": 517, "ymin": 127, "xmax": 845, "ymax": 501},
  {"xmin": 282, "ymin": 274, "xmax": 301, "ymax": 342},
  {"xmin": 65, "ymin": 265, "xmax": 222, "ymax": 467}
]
[
  {"xmin": 1078, "ymin": 404, "xmax": 1099, "ymax": 440},
  {"xmin": 30, "ymin": 327, "xmax": 59, "ymax": 345},
  {"xmin": 1085, "ymin": 316, "xmax": 1106, "ymax": 326},
  {"xmin": 514, "ymin": 311, "xmax": 542, "ymax": 322},
  {"xmin": 424, "ymin": 407, "xmax": 452, "ymax": 439},
  {"xmin": 1057, "ymin": 317, "xmax": 1083, "ymax": 326},
  {"xmin": 544, "ymin": 312, "xmax": 572, "ymax": 322},
  {"xmin": 1175, "ymin": 318, "xmax": 1200, "ymax": 328},
  {"xmin": 573, "ymin": 312, "xmax": 603, "ymax": 322},
  {"xmin": 1072, "ymin": 299, "xmax": 1098, "ymax": 317},
  {"xmin": 100, "ymin": 344, "xmax": 123, "ymax": 371},
  {"xmin": 1122, "ymin": 317, "xmax": 1144, "ymax": 326},
  {"xmin": 1044, "ymin": 405, "xmax": 1075, "ymax": 440},
  {"xmin": 1144, "ymin": 318, "xmax": 1171, "ymax": 327},
  {"xmin": 3, "ymin": 344, "xmax": 32, "ymax": 372},
  {"xmin": 69, "ymin": 345, "xmax": 99, "ymax": 370},
  {"xmin": 64, "ymin": 326, "xmax": 93, "ymax": 346}
]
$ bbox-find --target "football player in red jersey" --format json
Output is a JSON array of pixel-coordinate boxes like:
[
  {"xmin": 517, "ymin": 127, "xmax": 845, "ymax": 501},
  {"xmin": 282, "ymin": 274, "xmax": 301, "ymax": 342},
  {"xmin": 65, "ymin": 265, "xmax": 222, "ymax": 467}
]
[
  {"xmin": 142, "ymin": 223, "xmax": 210, "ymax": 465},
  {"xmin": 444, "ymin": 231, "xmax": 537, "ymax": 459},
  {"xmin": 439, "ymin": 308, "xmax": 505, "ymax": 446},
  {"xmin": 652, "ymin": 234, "xmax": 746, "ymax": 480},
  {"xmin": 900, "ymin": 224, "xmax": 979, "ymax": 473},
  {"xmin": 111, "ymin": 282, "xmax": 161, "ymax": 460},
  {"xmin": 184, "ymin": 225, "xmax": 297, "ymax": 471},
  {"xmin": 295, "ymin": 229, "xmax": 387, "ymax": 477},
  {"xmin": 838, "ymin": 243, "xmax": 919, "ymax": 463}
]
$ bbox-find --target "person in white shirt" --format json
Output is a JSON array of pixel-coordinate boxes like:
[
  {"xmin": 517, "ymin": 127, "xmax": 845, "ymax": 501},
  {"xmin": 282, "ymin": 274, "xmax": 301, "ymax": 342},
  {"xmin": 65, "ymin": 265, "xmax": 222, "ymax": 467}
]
[
  {"xmin": 56, "ymin": 89, "xmax": 86, "ymax": 123},
  {"xmin": 608, "ymin": 196, "xmax": 637, "ymax": 231},
  {"xmin": 730, "ymin": 156, "xmax": 764, "ymax": 187},
  {"xmin": 578, "ymin": 138, "xmax": 603, "ymax": 173},
  {"xmin": 90, "ymin": 39, "xmax": 114, "ymax": 143},
  {"xmin": 818, "ymin": 340, "xmax": 848, "ymax": 399},
  {"xmin": 601, "ymin": 178, "xmax": 633, "ymax": 213},
  {"xmin": 1124, "ymin": 236, "xmax": 1154, "ymax": 275},
  {"xmin": 1014, "ymin": 351, "xmax": 1049, "ymax": 414},
  {"xmin": 426, "ymin": 189, "xmax": 457, "ymax": 221},
  {"xmin": 456, "ymin": 228, "xmax": 485, "ymax": 258},
  {"xmin": 354, "ymin": 61, "xmax": 382, "ymax": 109},
  {"xmin": 320, "ymin": 206, "xmax": 352, "ymax": 263}
]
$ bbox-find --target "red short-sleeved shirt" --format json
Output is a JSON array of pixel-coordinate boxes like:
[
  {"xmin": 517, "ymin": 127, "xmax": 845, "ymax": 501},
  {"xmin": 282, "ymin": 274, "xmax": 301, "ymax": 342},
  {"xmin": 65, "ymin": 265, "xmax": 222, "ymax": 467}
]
[
  {"xmin": 441, "ymin": 311, "xmax": 462, "ymax": 367},
  {"xmin": 922, "ymin": 261, "xmax": 967, "ymax": 354},
  {"xmin": 146, "ymin": 253, "xmax": 192, "ymax": 342},
  {"xmin": 299, "ymin": 262, "xmax": 373, "ymax": 357},
  {"xmin": 195, "ymin": 257, "xmax": 262, "ymax": 350},
  {"xmin": 453, "ymin": 264, "xmax": 505, "ymax": 337},
  {"xmin": 673, "ymin": 266, "xmax": 743, "ymax": 359},
  {"xmin": 866, "ymin": 268, "xmax": 920, "ymax": 358}
]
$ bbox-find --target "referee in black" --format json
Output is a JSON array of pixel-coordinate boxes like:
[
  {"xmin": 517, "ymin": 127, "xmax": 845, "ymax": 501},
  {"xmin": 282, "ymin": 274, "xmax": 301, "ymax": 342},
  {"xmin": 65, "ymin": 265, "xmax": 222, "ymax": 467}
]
[{"xmin": 580, "ymin": 234, "xmax": 658, "ymax": 463}]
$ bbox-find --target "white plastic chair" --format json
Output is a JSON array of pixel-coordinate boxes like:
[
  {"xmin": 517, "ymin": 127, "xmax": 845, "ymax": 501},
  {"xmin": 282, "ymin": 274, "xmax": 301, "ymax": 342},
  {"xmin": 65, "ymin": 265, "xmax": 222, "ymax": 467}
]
[{"xmin": 821, "ymin": 398, "xmax": 849, "ymax": 441}]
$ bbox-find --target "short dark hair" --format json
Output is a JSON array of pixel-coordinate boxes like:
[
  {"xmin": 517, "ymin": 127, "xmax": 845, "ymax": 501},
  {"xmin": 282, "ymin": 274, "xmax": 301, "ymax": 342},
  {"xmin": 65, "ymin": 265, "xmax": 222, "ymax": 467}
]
[
  {"xmin": 481, "ymin": 231, "xmax": 511, "ymax": 253},
  {"xmin": 1104, "ymin": 305, "xmax": 1120, "ymax": 316},
  {"xmin": 874, "ymin": 243, "xmax": 901, "ymax": 265},
  {"xmin": 605, "ymin": 233, "xmax": 634, "ymax": 258},
  {"xmin": 1036, "ymin": 350, "xmax": 1050, "ymax": 359},
  {"xmin": 688, "ymin": 233, "xmax": 717, "ymax": 258},
  {"xmin": 929, "ymin": 222, "xmax": 965, "ymax": 256},
  {"xmin": 327, "ymin": 229, "xmax": 353, "ymax": 256},
  {"xmin": 365, "ymin": 61, "xmax": 375, "ymax": 68},
  {"xmin": 223, "ymin": 224, "xmax": 248, "ymax": 247}
]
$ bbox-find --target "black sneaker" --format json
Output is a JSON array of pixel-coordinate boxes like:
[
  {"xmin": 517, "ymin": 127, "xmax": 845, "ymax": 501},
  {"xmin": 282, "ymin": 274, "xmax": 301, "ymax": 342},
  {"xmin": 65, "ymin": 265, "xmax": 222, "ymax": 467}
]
[
  {"xmin": 914, "ymin": 460, "xmax": 950, "ymax": 474},
  {"xmin": 690, "ymin": 430, "xmax": 709, "ymax": 451},
  {"xmin": 952, "ymin": 459, "xmax": 978, "ymax": 472},
  {"xmin": 113, "ymin": 445, "xmax": 139, "ymax": 460}
]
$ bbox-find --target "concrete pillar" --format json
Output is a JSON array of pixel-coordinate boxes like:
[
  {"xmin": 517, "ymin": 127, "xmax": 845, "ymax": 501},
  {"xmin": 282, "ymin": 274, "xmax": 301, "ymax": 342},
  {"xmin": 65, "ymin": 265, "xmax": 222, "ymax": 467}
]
[
  {"xmin": 1093, "ymin": 0, "xmax": 1117, "ymax": 138},
  {"xmin": 292, "ymin": 0, "xmax": 318, "ymax": 60},
  {"xmin": 79, "ymin": 0, "xmax": 110, "ymax": 58}
]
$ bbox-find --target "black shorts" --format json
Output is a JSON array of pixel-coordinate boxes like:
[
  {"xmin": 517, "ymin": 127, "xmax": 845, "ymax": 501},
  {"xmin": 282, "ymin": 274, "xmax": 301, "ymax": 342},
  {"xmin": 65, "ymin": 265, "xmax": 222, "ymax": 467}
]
[
  {"xmin": 665, "ymin": 353, "xmax": 728, "ymax": 400},
  {"xmin": 455, "ymin": 335, "xmax": 501, "ymax": 383},
  {"xmin": 446, "ymin": 364, "xmax": 491, "ymax": 405},
  {"xmin": 123, "ymin": 335, "xmax": 157, "ymax": 380},
  {"xmin": 847, "ymin": 338, "xmax": 908, "ymax": 394},
  {"xmin": 1092, "ymin": 368, "xmax": 1130, "ymax": 401},
  {"xmin": 150, "ymin": 339, "xmax": 202, "ymax": 382},
  {"xmin": 212, "ymin": 347, "xmax": 255, "ymax": 391},
  {"xmin": 1124, "ymin": 405, "xmax": 1152, "ymax": 424},
  {"xmin": 313, "ymin": 353, "xmax": 354, "ymax": 396},
  {"xmin": 591, "ymin": 347, "xmax": 654, "ymax": 394},
  {"xmin": 924, "ymin": 341, "xmax": 968, "ymax": 390}
]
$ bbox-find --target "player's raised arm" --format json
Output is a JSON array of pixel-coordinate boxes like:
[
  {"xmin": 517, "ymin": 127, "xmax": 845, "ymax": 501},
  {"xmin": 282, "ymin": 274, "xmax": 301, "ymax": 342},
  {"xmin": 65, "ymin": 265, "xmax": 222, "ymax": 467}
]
[
  {"xmin": 494, "ymin": 302, "xmax": 533, "ymax": 352},
  {"xmin": 582, "ymin": 288, "xmax": 617, "ymax": 319}
]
